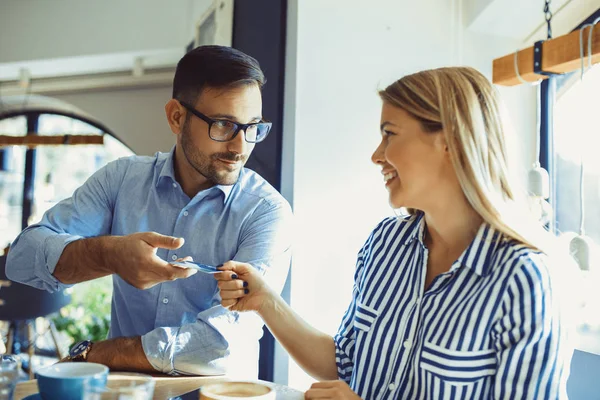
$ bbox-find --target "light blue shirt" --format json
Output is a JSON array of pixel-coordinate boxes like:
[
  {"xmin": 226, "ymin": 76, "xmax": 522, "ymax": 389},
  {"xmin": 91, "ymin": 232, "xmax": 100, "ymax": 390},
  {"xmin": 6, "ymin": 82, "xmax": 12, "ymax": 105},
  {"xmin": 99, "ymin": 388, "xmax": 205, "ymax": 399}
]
[
  {"xmin": 6, "ymin": 147, "xmax": 293, "ymax": 378},
  {"xmin": 335, "ymin": 213, "xmax": 569, "ymax": 399}
]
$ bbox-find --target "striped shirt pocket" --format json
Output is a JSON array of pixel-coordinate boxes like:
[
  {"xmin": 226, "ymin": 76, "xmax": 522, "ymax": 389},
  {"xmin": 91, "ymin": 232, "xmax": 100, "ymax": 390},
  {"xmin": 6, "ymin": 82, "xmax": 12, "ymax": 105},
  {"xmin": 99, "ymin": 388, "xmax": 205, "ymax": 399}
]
[
  {"xmin": 354, "ymin": 301, "xmax": 380, "ymax": 332},
  {"xmin": 420, "ymin": 340, "xmax": 497, "ymax": 386}
]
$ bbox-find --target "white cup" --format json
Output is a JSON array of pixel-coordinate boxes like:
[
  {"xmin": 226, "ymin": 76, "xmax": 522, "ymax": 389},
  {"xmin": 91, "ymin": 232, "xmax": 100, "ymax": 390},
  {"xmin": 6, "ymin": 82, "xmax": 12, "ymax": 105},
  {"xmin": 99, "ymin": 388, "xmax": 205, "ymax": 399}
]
[{"xmin": 200, "ymin": 382, "xmax": 275, "ymax": 400}]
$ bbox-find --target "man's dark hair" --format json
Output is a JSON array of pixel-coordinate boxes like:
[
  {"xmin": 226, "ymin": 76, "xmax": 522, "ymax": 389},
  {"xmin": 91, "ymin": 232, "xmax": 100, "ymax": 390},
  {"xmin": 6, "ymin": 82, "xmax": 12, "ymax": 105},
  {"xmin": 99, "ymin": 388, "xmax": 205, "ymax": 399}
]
[{"xmin": 172, "ymin": 45, "xmax": 265, "ymax": 104}]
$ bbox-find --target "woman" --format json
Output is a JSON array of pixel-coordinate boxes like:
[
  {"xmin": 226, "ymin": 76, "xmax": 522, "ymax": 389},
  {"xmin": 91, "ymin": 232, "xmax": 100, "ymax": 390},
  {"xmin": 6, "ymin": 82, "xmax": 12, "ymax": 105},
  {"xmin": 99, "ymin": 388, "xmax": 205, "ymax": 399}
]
[{"xmin": 215, "ymin": 67, "xmax": 569, "ymax": 399}]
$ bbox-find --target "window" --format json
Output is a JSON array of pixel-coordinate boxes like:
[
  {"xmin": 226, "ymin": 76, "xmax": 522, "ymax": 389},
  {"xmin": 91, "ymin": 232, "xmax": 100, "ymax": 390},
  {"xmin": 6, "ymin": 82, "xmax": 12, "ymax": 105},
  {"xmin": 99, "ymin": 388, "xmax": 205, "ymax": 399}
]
[
  {"xmin": 555, "ymin": 66, "xmax": 600, "ymax": 244},
  {"xmin": 29, "ymin": 114, "xmax": 133, "ymax": 224},
  {"xmin": 554, "ymin": 64, "xmax": 600, "ymax": 352},
  {"xmin": 0, "ymin": 108, "xmax": 134, "ymax": 352},
  {"xmin": 0, "ymin": 111, "xmax": 133, "ymax": 248},
  {"xmin": 0, "ymin": 117, "xmax": 27, "ymax": 249}
]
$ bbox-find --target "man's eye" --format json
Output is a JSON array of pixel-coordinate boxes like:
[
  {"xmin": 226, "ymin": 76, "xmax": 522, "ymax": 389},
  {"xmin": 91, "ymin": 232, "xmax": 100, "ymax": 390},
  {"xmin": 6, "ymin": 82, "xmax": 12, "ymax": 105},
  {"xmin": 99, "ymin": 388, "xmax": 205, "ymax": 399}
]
[{"xmin": 215, "ymin": 120, "xmax": 235, "ymax": 129}]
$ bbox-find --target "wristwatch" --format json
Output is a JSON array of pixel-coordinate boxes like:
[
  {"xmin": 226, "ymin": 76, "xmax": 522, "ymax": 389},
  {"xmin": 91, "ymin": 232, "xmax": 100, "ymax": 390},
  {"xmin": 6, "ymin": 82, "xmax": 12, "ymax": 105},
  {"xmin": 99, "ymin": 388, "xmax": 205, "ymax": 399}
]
[{"xmin": 67, "ymin": 340, "xmax": 93, "ymax": 362}]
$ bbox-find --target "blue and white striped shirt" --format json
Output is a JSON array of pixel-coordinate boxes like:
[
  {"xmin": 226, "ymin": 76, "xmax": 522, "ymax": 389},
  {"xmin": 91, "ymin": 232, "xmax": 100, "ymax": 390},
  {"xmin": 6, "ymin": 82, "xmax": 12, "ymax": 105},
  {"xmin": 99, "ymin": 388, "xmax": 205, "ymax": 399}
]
[{"xmin": 334, "ymin": 213, "xmax": 568, "ymax": 399}]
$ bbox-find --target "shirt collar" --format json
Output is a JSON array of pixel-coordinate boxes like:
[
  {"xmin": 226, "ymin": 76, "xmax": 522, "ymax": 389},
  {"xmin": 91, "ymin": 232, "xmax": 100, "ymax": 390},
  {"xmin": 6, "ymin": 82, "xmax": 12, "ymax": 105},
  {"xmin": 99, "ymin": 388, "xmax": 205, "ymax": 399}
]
[
  {"xmin": 156, "ymin": 146, "xmax": 234, "ymax": 203},
  {"xmin": 401, "ymin": 212, "xmax": 426, "ymax": 246},
  {"xmin": 456, "ymin": 223, "xmax": 503, "ymax": 277},
  {"xmin": 403, "ymin": 212, "xmax": 502, "ymax": 277}
]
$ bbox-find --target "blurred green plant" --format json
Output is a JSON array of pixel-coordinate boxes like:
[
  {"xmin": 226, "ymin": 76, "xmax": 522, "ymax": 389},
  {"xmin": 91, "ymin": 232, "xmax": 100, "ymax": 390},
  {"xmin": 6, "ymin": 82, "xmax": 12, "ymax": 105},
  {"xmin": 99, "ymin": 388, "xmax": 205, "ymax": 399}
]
[{"xmin": 51, "ymin": 276, "xmax": 112, "ymax": 346}]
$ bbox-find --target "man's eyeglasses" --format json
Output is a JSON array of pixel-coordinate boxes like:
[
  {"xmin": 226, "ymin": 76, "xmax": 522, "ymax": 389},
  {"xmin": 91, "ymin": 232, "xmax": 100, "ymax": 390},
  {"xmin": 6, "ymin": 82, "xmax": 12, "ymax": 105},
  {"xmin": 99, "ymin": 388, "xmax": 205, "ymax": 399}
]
[{"xmin": 179, "ymin": 101, "xmax": 272, "ymax": 143}]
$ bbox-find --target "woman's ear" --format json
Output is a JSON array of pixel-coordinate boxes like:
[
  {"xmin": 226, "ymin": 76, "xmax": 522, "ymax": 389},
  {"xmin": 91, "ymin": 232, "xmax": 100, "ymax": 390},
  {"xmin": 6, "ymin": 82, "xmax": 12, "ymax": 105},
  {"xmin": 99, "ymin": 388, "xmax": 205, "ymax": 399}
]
[
  {"xmin": 433, "ymin": 130, "xmax": 449, "ymax": 154},
  {"xmin": 165, "ymin": 99, "xmax": 185, "ymax": 135}
]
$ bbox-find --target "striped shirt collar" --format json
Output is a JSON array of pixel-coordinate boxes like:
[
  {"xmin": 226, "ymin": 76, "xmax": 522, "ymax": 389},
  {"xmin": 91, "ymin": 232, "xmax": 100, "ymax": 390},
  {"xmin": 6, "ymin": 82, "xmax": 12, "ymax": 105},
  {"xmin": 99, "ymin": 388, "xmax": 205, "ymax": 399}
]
[
  {"xmin": 157, "ymin": 146, "xmax": 234, "ymax": 202},
  {"xmin": 402, "ymin": 212, "xmax": 504, "ymax": 277}
]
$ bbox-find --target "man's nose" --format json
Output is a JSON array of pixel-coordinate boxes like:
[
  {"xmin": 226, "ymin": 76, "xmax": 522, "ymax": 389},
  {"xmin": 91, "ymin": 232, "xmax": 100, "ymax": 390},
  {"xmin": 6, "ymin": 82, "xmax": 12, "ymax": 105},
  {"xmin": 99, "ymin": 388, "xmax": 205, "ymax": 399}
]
[{"xmin": 227, "ymin": 128, "xmax": 248, "ymax": 154}]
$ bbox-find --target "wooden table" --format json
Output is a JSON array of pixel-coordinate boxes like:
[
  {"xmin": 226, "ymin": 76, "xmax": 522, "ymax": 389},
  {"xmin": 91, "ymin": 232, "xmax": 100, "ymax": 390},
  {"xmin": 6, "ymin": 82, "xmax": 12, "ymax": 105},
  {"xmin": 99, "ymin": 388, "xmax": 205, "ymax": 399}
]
[{"xmin": 14, "ymin": 373, "xmax": 304, "ymax": 399}]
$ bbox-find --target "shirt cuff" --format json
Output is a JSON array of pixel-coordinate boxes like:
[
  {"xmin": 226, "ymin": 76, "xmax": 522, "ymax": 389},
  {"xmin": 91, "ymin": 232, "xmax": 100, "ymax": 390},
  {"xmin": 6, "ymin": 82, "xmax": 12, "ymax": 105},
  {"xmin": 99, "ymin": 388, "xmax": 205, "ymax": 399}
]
[
  {"xmin": 141, "ymin": 306, "xmax": 235, "ymax": 376},
  {"xmin": 35, "ymin": 233, "xmax": 82, "ymax": 292}
]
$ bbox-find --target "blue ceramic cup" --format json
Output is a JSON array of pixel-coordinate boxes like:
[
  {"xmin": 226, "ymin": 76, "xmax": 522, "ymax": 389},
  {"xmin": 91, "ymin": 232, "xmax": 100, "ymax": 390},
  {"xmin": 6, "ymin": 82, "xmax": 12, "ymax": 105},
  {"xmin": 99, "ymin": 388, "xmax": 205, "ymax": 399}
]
[{"xmin": 36, "ymin": 362, "xmax": 108, "ymax": 400}]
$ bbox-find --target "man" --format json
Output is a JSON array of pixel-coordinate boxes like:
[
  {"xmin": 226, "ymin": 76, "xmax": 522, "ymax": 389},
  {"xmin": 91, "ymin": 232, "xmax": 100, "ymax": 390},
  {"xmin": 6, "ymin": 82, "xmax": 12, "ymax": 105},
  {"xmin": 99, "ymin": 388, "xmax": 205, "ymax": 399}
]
[{"xmin": 6, "ymin": 45, "xmax": 292, "ymax": 378}]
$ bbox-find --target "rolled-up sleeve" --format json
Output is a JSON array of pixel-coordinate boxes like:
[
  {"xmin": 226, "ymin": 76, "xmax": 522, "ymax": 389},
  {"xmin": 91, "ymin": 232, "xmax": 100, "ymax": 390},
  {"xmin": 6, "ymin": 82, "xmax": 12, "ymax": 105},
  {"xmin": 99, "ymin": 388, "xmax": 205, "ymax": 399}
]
[
  {"xmin": 334, "ymin": 286, "xmax": 358, "ymax": 383},
  {"xmin": 142, "ymin": 305, "xmax": 235, "ymax": 375},
  {"xmin": 141, "ymin": 197, "xmax": 294, "ymax": 375},
  {"xmin": 6, "ymin": 160, "xmax": 123, "ymax": 292},
  {"xmin": 333, "ymin": 240, "xmax": 372, "ymax": 383}
]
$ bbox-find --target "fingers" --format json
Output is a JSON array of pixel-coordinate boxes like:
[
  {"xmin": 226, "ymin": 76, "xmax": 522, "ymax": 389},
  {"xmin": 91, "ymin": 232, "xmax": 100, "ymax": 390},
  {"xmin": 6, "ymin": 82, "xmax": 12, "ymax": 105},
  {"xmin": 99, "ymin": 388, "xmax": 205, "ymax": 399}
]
[
  {"xmin": 214, "ymin": 270, "xmax": 240, "ymax": 281},
  {"xmin": 305, "ymin": 381, "xmax": 354, "ymax": 400},
  {"xmin": 309, "ymin": 381, "xmax": 348, "ymax": 389},
  {"xmin": 217, "ymin": 260, "xmax": 253, "ymax": 275},
  {"xmin": 169, "ymin": 256, "xmax": 194, "ymax": 270},
  {"xmin": 220, "ymin": 289, "xmax": 247, "ymax": 300},
  {"xmin": 217, "ymin": 275, "xmax": 248, "ymax": 302},
  {"xmin": 310, "ymin": 382, "xmax": 338, "ymax": 389},
  {"xmin": 167, "ymin": 265, "xmax": 198, "ymax": 280},
  {"xmin": 218, "ymin": 281, "xmax": 248, "ymax": 300},
  {"xmin": 221, "ymin": 299, "xmax": 238, "ymax": 309},
  {"xmin": 142, "ymin": 232, "xmax": 184, "ymax": 250},
  {"xmin": 218, "ymin": 279, "xmax": 247, "ymax": 291},
  {"xmin": 304, "ymin": 388, "xmax": 331, "ymax": 399}
]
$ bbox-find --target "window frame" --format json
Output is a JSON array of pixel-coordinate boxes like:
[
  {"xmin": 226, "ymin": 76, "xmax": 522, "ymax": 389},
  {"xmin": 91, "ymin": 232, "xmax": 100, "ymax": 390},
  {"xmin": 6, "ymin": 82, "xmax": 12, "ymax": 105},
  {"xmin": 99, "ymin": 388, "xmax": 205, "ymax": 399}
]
[
  {"xmin": 0, "ymin": 109, "xmax": 132, "ymax": 231},
  {"xmin": 542, "ymin": 7, "xmax": 600, "ymax": 234}
]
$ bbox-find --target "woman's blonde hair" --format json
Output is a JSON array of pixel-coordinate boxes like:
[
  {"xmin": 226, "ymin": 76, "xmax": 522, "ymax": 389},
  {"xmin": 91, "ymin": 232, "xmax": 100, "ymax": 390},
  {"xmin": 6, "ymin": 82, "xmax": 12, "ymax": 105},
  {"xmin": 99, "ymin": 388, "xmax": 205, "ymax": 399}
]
[{"xmin": 379, "ymin": 67, "xmax": 552, "ymax": 253}]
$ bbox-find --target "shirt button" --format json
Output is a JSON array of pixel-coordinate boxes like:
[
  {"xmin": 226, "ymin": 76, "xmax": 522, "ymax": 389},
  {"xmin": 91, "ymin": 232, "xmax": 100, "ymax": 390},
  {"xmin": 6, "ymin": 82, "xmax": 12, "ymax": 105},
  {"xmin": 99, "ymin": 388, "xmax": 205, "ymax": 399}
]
[
  {"xmin": 162, "ymin": 298, "xmax": 169, "ymax": 304},
  {"xmin": 172, "ymin": 183, "xmax": 177, "ymax": 188},
  {"xmin": 388, "ymin": 383, "xmax": 396, "ymax": 391},
  {"xmin": 403, "ymin": 340, "xmax": 412, "ymax": 350},
  {"xmin": 183, "ymin": 210, "xmax": 189, "ymax": 216},
  {"xmin": 171, "ymin": 254, "xmax": 177, "ymax": 261}
]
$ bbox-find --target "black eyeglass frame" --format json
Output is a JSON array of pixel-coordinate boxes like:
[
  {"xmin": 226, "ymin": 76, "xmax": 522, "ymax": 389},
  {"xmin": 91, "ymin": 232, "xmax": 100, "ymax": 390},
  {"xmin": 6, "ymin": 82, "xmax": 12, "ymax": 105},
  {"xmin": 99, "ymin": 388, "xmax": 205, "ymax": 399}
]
[{"xmin": 179, "ymin": 101, "xmax": 272, "ymax": 143}]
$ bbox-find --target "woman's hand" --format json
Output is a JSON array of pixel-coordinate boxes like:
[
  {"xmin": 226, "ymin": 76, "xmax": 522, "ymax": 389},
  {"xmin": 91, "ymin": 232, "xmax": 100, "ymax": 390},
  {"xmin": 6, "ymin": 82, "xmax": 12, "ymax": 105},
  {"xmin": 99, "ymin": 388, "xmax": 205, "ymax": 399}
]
[
  {"xmin": 305, "ymin": 381, "xmax": 362, "ymax": 399},
  {"xmin": 214, "ymin": 260, "xmax": 277, "ymax": 314}
]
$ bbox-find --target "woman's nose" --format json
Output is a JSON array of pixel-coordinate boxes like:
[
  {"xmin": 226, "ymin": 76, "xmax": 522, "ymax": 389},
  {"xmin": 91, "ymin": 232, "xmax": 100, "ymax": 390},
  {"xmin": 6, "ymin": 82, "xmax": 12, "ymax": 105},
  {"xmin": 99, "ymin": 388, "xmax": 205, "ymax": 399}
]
[{"xmin": 371, "ymin": 140, "xmax": 385, "ymax": 165}]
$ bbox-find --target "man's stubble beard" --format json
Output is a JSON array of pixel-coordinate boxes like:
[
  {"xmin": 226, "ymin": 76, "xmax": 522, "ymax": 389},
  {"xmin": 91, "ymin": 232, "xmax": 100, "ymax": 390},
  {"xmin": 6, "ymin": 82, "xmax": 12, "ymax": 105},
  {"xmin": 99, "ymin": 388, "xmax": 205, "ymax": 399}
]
[{"xmin": 180, "ymin": 119, "xmax": 247, "ymax": 186}]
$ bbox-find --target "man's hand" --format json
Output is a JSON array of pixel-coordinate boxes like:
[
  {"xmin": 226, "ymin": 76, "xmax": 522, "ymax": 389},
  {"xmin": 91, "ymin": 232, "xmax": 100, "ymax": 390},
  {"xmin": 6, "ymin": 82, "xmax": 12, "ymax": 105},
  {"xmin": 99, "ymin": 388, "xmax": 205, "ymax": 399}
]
[
  {"xmin": 110, "ymin": 232, "xmax": 198, "ymax": 290},
  {"xmin": 305, "ymin": 381, "xmax": 362, "ymax": 399},
  {"xmin": 54, "ymin": 232, "xmax": 198, "ymax": 288}
]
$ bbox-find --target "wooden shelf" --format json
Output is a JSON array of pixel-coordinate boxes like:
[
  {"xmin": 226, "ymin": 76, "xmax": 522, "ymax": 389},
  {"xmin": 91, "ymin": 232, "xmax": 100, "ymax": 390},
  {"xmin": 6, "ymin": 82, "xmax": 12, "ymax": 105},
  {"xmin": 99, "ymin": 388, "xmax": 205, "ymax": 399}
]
[
  {"xmin": 0, "ymin": 134, "xmax": 104, "ymax": 148},
  {"xmin": 493, "ymin": 25, "xmax": 600, "ymax": 86}
]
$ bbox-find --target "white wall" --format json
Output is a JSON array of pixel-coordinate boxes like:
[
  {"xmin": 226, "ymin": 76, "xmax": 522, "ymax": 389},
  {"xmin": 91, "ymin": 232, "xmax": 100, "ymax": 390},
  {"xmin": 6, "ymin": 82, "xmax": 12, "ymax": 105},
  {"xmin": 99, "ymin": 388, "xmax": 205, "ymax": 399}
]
[
  {"xmin": 0, "ymin": 0, "xmax": 210, "ymax": 63},
  {"xmin": 0, "ymin": 0, "xmax": 232, "ymax": 159},
  {"xmin": 0, "ymin": 0, "xmax": 217, "ymax": 156},
  {"xmin": 54, "ymin": 86, "xmax": 175, "ymax": 155},
  {"xmin": 283, "ymin": 0, "xmax": 535, "ymax": 389}
]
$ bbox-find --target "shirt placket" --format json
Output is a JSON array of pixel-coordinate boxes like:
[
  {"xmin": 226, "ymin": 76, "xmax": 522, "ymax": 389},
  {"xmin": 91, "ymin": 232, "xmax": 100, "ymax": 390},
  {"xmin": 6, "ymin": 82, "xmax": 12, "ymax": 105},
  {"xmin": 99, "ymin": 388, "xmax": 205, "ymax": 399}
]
[
  {"xmin": 386, "ymin": 249, "xmax": 428, "ymax": 397},
  {"xmin": 154, "ymin": 183, "xmax": 198, "ymax": 327},
  {"xmin": 406, "ymin": 271, "xmax": 457, "ymax": 393},
  {"xmin": 385, "ymin": 298, "xmax": 420, "ymax": 398}
]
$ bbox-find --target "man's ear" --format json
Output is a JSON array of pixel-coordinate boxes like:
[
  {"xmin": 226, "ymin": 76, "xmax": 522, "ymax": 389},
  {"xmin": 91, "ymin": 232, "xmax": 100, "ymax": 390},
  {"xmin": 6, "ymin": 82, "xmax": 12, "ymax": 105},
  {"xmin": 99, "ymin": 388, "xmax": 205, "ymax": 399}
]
[{"xmin": 165, "ymin": 99, "xmax": 185, "ymax": 135}]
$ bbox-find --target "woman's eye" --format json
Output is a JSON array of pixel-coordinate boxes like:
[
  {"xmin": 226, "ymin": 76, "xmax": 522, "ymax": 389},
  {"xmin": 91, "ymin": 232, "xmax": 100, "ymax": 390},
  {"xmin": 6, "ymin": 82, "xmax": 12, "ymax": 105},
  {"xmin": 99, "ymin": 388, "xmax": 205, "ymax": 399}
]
[{"xmin": 383, "ymin": 130, "xmax": 396, "ymax": 137}]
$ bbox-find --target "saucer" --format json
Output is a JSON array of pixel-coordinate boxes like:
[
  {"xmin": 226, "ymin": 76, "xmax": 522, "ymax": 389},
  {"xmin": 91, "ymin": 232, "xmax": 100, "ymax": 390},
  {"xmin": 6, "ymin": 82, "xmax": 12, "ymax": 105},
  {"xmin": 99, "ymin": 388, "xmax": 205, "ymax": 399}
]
[{"xmin": 23, "ymin": 394, "xmax": 42, "ymax": 400}]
